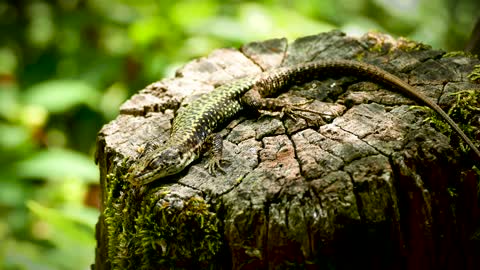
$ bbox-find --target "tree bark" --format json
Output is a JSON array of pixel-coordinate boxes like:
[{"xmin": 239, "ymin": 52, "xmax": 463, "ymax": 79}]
[{"xmin": 94, "ymin": 31, "xmax": 480, "ymax": 270}]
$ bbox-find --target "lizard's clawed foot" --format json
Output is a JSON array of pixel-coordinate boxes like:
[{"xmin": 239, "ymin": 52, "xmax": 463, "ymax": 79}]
[
  {"xmin": 204, "ymin": 156, "xmax": 230, "ymax": 176},
  {"xmin": 280, "ymin": 103, "xmax": 327, "ymax": 123}
]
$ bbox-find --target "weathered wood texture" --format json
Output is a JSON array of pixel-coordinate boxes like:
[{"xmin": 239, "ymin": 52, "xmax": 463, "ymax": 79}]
[{"xmin": 94, "ymin": 31, "xmax": 480, "ymax": 270}]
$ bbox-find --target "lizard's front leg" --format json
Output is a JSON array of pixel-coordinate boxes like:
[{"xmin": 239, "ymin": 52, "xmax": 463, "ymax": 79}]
[{"xmin": 203, "ymin": 133, "xmax": 229, "ymax": 175}]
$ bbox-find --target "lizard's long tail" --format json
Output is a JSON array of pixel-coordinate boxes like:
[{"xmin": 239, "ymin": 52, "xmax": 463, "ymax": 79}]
[{"xmin": 264, "ymin": 59, "xmax": 480, "ymax": 164}]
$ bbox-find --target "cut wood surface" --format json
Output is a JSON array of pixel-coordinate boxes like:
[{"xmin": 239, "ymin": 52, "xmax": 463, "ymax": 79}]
[{"xmin": 94, "ymin": 31, "xmax": 480, "ymax": 270}]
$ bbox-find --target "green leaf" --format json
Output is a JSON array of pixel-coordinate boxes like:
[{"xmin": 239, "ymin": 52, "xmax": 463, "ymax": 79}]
[
  {"xmin": 2, "ymin": 238, "xmax": 53, "ymax": 270},
  {"xmin": 22, "ymin": 80, "xmax": 100, "ymax": 113},
  {"xmin": 26, "ymin": 200, "xmax": 96, "ymax": 247},
  {"xmin": 128, "ymin": 16, "xmax": 171, "ymax": 46},
  {"xmin": 0, "ymin": 179, "xmax": 28, "ymax": 207},
  {"xmin": 13, "ymin": 148, "xmax": 98, "ymax": 183},
  {"xmin": 0, "ymin": 46, "xmax": 18, "ymax": 74},
  {"xmin": 264, "ymin": 5, "xmax": 335, "ymax": 39},
  {"xmin": 193, "ymin": 16, "xmax": 247, "ymax": 42},
  {"xmin": 26, "ymin": 201, "xmax": 96, "ymax": 269},
  {"xmin": 0, "ymin": 123, "xmax": 31, "ymax": 150},
  {"xmin": 169, "ymin": 0, "xmax": 218, "ymax": 28},
  {"xmin": 0, "ymin": 83, "xmax": 21, "ymax": 121},
  {"xmin": 61, "ymin": 205, "xmax": 99, "ymax": 228}
]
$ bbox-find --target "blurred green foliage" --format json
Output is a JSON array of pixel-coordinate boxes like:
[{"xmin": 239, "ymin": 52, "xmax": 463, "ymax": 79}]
[{"xmin": 0, "ymin": 0, "xmax": 477, "ymax": 269}]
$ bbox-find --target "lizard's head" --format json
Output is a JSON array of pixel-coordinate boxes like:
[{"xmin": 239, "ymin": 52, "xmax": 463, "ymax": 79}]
[{"xmin": 127, "ymin": 146, "xmax": 195, "ymax": 186}]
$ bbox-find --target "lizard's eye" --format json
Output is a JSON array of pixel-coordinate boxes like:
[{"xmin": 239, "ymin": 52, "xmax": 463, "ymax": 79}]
[
  {"xmin": 146, "ymin": 157, "xmax": 162, "ymax": 170},
  {"xmin": 145, "ymin": 148, "xmax": 180, "ymax": 171}
]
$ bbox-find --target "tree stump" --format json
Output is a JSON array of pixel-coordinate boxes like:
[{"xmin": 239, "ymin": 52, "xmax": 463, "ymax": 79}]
[{"xmin": 94, "ymin": 31, "xmax": 480, "ymax": 270}]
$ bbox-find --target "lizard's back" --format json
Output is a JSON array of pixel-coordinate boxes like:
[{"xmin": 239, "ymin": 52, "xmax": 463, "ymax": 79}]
[{"xmin": 169, "ymin": 76, "xmax": 257, "ymax": 148}]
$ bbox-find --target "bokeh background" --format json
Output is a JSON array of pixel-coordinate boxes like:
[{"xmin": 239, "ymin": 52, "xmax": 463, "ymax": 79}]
[{"xmin": 0, "ymin": 0, "xmax": 478, "ymax": 269}]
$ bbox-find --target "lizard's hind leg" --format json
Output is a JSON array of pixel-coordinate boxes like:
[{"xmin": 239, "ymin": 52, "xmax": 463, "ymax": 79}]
[{"xmin": 241, "ymin": 87, "xmax": 327, "ymax": 123}]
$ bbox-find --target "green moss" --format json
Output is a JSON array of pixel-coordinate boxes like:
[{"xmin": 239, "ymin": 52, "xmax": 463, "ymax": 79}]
[
  {"xmin": 355, "ymin": 52, "xmax": 365, "ymax": 62},
  {"xmin": 365, "ymin": 34, "xmax": 430, "ymax": 54},
  {"xmin": 396, "ymin": 37, "xmax": 431, "ymax": 52},
  {"xmin": 412, "ymin": 105, "xmax": 452, "ymax": 135},
  {"xmin": 443, "ymin": 51, "xmax": 477, "ymax": 59},
  {"xmin": 369, "ymin": 42, "xmax": 384, "ymax": 53},
  {"xmin": 418, "ymin": 89, "xmax": 480, "ymax": 156},
  {"xmin": 103, "ymin": 168, "xmax": 223, "ymax": 269},
  {"xmin": 468, "ymin": 64, "xmax": 480, "ymax": 82}
]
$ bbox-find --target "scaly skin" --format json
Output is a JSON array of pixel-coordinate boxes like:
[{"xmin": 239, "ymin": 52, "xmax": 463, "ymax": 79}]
[{"xmin": 127, "ymin": 60, "xmax": 480, "ymax": 185}]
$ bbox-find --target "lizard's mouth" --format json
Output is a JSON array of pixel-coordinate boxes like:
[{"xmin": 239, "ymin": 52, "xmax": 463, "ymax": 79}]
[{"xmin": 129, "ymin": 171, "xmax": 158, "ymax": 186}]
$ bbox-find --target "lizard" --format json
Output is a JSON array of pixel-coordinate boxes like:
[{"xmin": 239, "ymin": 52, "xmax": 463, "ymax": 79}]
[{"xmin": 126, "ymin": 59, "xmax": 480, "ymax": 185}]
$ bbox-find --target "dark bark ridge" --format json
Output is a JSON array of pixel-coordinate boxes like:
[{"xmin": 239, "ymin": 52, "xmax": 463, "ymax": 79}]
[{"xmin": 94, "ymin": 31, "xmax": 480, "ymax": 270}]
